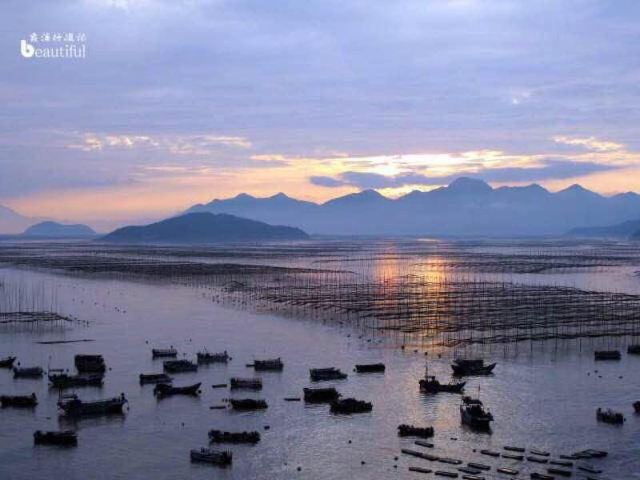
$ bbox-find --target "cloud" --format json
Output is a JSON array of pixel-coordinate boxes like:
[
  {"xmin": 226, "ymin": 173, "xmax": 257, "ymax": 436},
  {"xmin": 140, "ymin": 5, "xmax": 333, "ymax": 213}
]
[{"xmin": 552, "ymin": 136, "xmax": 624, "ymax": 152}]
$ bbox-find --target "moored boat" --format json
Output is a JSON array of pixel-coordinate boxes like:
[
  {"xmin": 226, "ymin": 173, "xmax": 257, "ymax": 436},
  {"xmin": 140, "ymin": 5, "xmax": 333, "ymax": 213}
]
[
  {"xmin": 547, "ymin": 467, "xmax": 572, "ymax": 477},
  {"xmin": 153, "ymin": 382, "xmax": 201, "ymax": 397},
  {"xmin": 303, "ymin": 387, "xmax": 340, "ymax": 403},
  {"xmin": 34, "ymin": 430, "xmax": 77, "ymax": 446},
  {"xmin": 572, "ymin": 449, "xmax": 607, "ymax": 459},
  {"xmin": 197, "ymin": 350, "xmax": 229, "ymax": 364},
  {"xmin": 74, "ymin": 354, "xmax": 106, "ymax": 373},
  {"xmin": 634, "ymin": 400, "xmax": 640, "ymax": 413},
  {"xmin": 48, "ymin": 370, "xmax": 104, "ymax": 389},
  {"xmin": 596, "ymin": 407, "xmax": 625, "ymax": 424},
  {"xmin": 228, "ymin": 398, "xmax": 268, "ymax": 410},
  {"xmin": 208, "ymin": 430, "xmax": 260, "ymax": 444},
  {"xmin": 252, "ymin": 358, "xmax": 283, "ymax": 371},
  {"xmin": 229, "ymin": 377, "xmax": 262, "ymax": 390},
  {"xmin": 420, "ymin": 374, "xmax": 465, "ymax": 394},
  {"xmin": 530, "ymin": 474, "xmax": 554, "ymax": 480},
  {"xmin": 152, "ymin": 347, "xmax": 177, "ymax": 358},
  {"xmin": 594, "ymin": 350, "xmax": 621, "ymax": 360},
  {"xmin": 13, "ymin": 366, "xmax": 44, "ymax": 379},
  {"xmin": 1, "ymin": 393, "xmax": 37, "ymax": 408},
  {"xmin": 460, "ymin": 397, "xmax": 493, "ymax": 430},
  {"xmin": 354, "ymin": 363, "xmax": 385, "ymax": 373},
  {"xmin": 163, "ymin": 359, "xmax": 197, "ymax": 373},
  {"xmin": 58, "ymin": 393, "xmax": 127, "ymax": 417},
  {"xmin": 310, "ymin": 367, "xmax": 347, "ymax": 381},
  {"xmin": 330, "ymin": 397, "xmax": 372, "ymax": 414},
  {"xmin": 627, "ymin": 344, "xmax": 640, "ymax": 354},
  {"xmin": 190, "ymin": 448, "xmax": 232, "ymax": 466},
  {"xmin": 139, "ymin": 373, "xmax": 173, "ymax": 385},
  {"xmin": 398, "ymin": 424, "xmax": 434, "ymax": 438},
  {"xmin": 0, "ymin": 356, "xmax": 16, "ymax": 368},
  {"xmin": 451, "ymin": 359, "xmax": 496, "ymax": 376}
]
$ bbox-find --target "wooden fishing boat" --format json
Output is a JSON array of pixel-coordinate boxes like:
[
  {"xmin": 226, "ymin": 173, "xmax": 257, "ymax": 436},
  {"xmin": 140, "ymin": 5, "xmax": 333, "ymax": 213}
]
[
  {"xmin": 34, "ymin": 430, "xmax": 77, "ymax": 446},
  {"xmin": 467, "ymin": 462, "xmax": 491, "ymax": 471},
  {"xmin": 190, "ymin": 448, "xmax": 232, "ymax": 466},
  {"xmin": 208, "ymin": 429, "xmax": 260, "ymax": 444},
  {"xmin": 197, "ymin": 350, "xmax": 229, "ymax": 364},
  {"xmin": 549, "ymin": 460, "xmax": 573, "ymax": 467},
  {"xmin": 572, "ymin": 449, "xmax": 607, "ymax": 459},
  {"xmin": 497, "ymin": 467, "xmax": 518, "ymax": 475},
  {"xmin": 594, "ymin": 350, "xmax": 621, "ymax": 360},
  {"xmin": 139, "ymin": 373, "xmax": 173, "ymax": 385},
  {"xmin": 310, "ymin": 367, "xmax": 347, "ymax": 381},
  {"xmin": 228, "ymin": 398, "xmax": 268, "ymax": 410},
  {"xmin": 303, "ymin": 387, "xmax": 340, "ymax": 403},
  {"xmin": 596, "ymin": 407, "xmax": 625, "ymax": 424},
  {"xmin": 0, "ymin": 356, "xmax": 16, "ymax": 368},
  {"xmin": 577, "ymin": 465, "xmax": 602, "ymax": 474},
  {"xmin": 420, "ymin": 375, "xmax": 465, "ymax": 394},
  {"xmin": 504, "ymin": 446, "xmax": 525, "ymax": 452},
  {"xmin": 435, "ymin": 471, "xmax": 458, "ymax": 478},
  {"xmin": 153, "ymin": 382, "xmax": 201, "ymax": 398},
  {"xmin": 354, "ymin": 363, "xmax": 385, "ymax": 373},
  {"xmin": 529, "ymin": 449, "xmax": 550, "ymax": 457},
  {"xmin": 330, "ymin": 397, "xmax": 372, "ymax": 414},
  {"xmin": 152, "ymin": 348, "xmax": 177, "ymax": 358},
  {"xmin": 48, "ymin": 371, "xmax": 104, "ymax": 389},
  {"xmin": 163, "ymin": 359, "xmax": 197, "ymax": 373},
  {"xmin": 627, "ymin": 344, "xmax": 640, "ymax": 354},
  {"xmin": 480, "ymin": 449, "xmax": 500, "ymax": 457},
  {"xmin": 74, "ymin": 354, "xmax": 106, "ymax": 373},
  {"xmin": 415, "ymin": 440, "xmax": 434, "ymax": 448},
  {"xmin": 1, "ymin": 393, "xmax": 37, "ymax": 408},
  {"xmin": 13, "ymin": 366, "xmax": 44, "ymax": 378},
  {"xmin": 458, "ymin": 467, "xmax": 481, "ymax": 475},
  {"xmin": 252, "ymin": 358, "xmax": 283, "ymax": 371},
  {"xmin": 527, "ymin": 456, "xmax": 548, "ymax": 464},
  {"xmin": 451, "ymin": 359, "xmax": 496, "ymax": 376},
  {"xmin": 530, "ymin": 474, "xmax": 554, "ymax": 480},
  {"xmin": 461, "ymin": 475, "xmax": 485, "ymax": 480},
  {"xmin": 439, "ymin": 457, "xmax": 463, "ymax": 465},
  {"xmin": 402, "ymin": 449, "xmax": 439, "ymax": 461},
  {"xmin": 633, "ymin": 400, "xmax": 640, "ymax": 413},
  {"xmin": 397, "ymin": 424, "xmax": 434, "ymax": 438},
  {"xmin": 58, "ymin": 393, "xmax": 127, "ymax": 417},
  {"xmin": 229, "ymin": 377, "xmax": 262, "ymax": 390},
  {"xmin": 502, "ymin": 453, "xmax": 523, "ymax": 460},
  {"xmin": 461, "ymin": 397, "xmax": 493, "ymax": 430},
  {"xmin": 409, "ymin": 466, "xmax": 433, "ymax": 474},
  {"xmin": 547, "ymin": 467, "xmax": 572, "ymax": 477}
]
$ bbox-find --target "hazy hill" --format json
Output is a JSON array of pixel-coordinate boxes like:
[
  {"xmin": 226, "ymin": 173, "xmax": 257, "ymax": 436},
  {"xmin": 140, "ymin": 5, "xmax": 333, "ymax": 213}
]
[
  {"xmin": 0, "ymin": 204, "xmax": 35, "ymax": 234},
  {"xmin": 187, "ymin": 178, "xmax": 640, "ymax": 236},
  {"xmin": 23, "ymin": 221, "xmax": 96, "ymax": 238},
  {"xmin": 568, "ymin": 219, "xmax": 640, "ymax": 239},
  {"xmin": 102, "ymin": 212, "xmax": 309, "ymax": 244}
]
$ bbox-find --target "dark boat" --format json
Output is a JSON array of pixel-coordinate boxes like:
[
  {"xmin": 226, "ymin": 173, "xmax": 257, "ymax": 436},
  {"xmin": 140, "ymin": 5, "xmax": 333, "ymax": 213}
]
[
  {"xmin": 504, "ymin": 446, "xmax": 525, "ymax": 452},
  {"xmin": 310, "ymin": 367, "xmax": 348, "ymax": 381},
  {"xmin": 497, "ymin": 467, "xmax": 518, "ymax": 475},
  {"xmin": 34, "ymin": 430, "xmax": 77, "ymax": 446},
  {"xmin": 627, "ymin": 344, "xmax": 640, "ymax": 354},
  {"xmin": 529, "ymin": 449, "xmax": 550, "ymax": 457},
  {"xmin": 190, "ymin": 448, "xmax": 232, "ymax": 466},
  {"xmin": 594, "ymin": 350, "xmax": 621, "ymax": 360},
  {"xmin": 229, "ymin": 377, "xmax": 262, "ymax": 390},
  {"xmin": 547, "ymin": 468, "xmax": 572, "ymax": 477},
  {"xmin": 252, "ymin": 358, "xmax": 283, "ymax": 371},
  {"xmin": 397, "ymin": 424, "xmax": 434, "ymax": 438},
  {"xmin": 451, "ymin": 359, "xmax": 496, "ymax": 376},
  {"xmin": 13, "ymin": 366, "xmax": 44, "ymax": 379},
  {"xmin": 468, "ymin": 462, "xmax": 491, "ymax": 470},
  {"xmin": 1, "ymin": 393, "xmax": 37, "ymax": 408},
  {"xmin": 197, "ymin": 350, "xmax": 229, "ymax": 364},
  {"xmin": 74, "ymin": 354, "xmax": 106, "ymax": 373},
  {"xmin": 460, "ymin": 397, "xmax": 493, "ymax": 430},
  {"xmin": 355, "ymin": 363, "xmax": 385, "ymax": 373},
  {"xmin": 527, "ymin": 456, "xmax": 548, "ymax": 464},
  {"xmin": 139, "ymin": 373, "xmax": 173, "ymax": 385},
  {"xmin": 502, "ymin": 453, "xmax": 524, "ymax": 460},
  {"xmin": 571, "ymin": 449, "xmax": 607, "ymax": 459},
  {"xmin": 330, "ymin": 397, "xmax": 372, "ymax": 414},
  {"xmin": 208, "ymin": 430, "xmax": 260, "ymax": 444},
  {"xmin": 153, "ymin": 382, "xmax": 201, "ymax": 398},
  {"xmin": 530, "ymin": 474, "xmax": 554, "ymax": 480},
  {"xmin": 229, "ymin": 398, "xmax": 268, "ymax": 410},
  {"xmin": 420, "ymin": 374, "xmax": 465, "ymax": 394},
  {"xmin": 152, "ymin": 348, "xmax": 177, "ymax": 358},
  {"xmin": 48, "ymin": 371, "xmax": 104, "ymax": 389},
  {"xmin": 634, "ymin": 401, "xmax": 640, "ymax": 413},
  {"xmin": 163, "ymin": 359, "xmax": 197, "ymax": 373},
  {"xmin": 596, "ymin": 407, "xmax": 625, "ymax": 424},
  {"xmin": 577, "ymin": 464, "xmax": 602, "ymax": 474},
  {"xmin": 303, "ymin": 387, "xmax": 341, "ymax": 403},
  {"xmin": 0, "ymin": 356, "xmax": 16, "ymax": 368},
  {"xmin": 58, "ymin": 393, "xmax": 127, "ymax": 417}
]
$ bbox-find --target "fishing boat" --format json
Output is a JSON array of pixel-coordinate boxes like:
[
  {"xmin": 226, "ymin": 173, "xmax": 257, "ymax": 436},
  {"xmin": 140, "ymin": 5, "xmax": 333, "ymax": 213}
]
[
  {"xmin": 252, "ymin": 358, "xmax": 283, "ymax": 371},
  {"xmin": 190, "ymin": 448, "xmax": 232, "ymax": 466},
  {"xmin": 434, "ymin": 472, "xmax": 458, "ymax": 478},
  {"xmin": 480, "ymin": 449, "xmax": 500, "ymax": 457},
  {"xmin": 530, "ymin": 474, "xmax": 554, "ymax": 480},
  {"xmin": 228, "ymin": 398, "xmax": 268, "ymax": 410},
  {"xmin": 303, "ymin": 387, "xmax": 340, "ymax": 403},
  {"xmin": 13, "ymin": 366, "xmax": 44, "ymax": 379},
  {"xmin": 504, "ymin": 446, "xmax": 525, "ymax": 452},
  {"xmin": 153, "ymin": 382, "xmax": 201, "ymax": 398},
  {"xmin": 34, "ymin": 430, "xmax": 77, "ymax": 446},
  {"xmin": 634, "ymin": 400, "xmax": 640, "ymax": 413},
  {"xmin": 163, "ymin": 359, "xmax": 197, "ymax": 373},
  {"xmin": 139, "ymin": 373, "xmax": 173, "ymax": 385},
  {"xmin": 594, "ymin": 350, "xmax": 621, "ymax": 360},
  {"xmin": 208, "ymin": 430, "xmax": 260, "ymax": 444},
  {"xmin": 627, "ymin": 344, "xmax": 640, "ymax": 354},
  {"xmin": 57, "ymin": 393, "xmax": 127, "ymax": 417},
  {"xmin": 527, "ymin": 456, "xmax": 548, "ymax": 464},
  {"xmin": 530, "ymin": 449, "xmax": 550, "ymax": 457},
  {"xmin": 460, "ymin": 397, "xmax": 493, "ymax": 430},
  {"xmin": 547, "ymin": 467, "xmax": 572, "ymax": 477},
  {"xmin": 596, "ymin": 407, "xmax": 625, "ymax": 424},
  {"xmin": 578, "ymin": 465, "xmax": 602, "ymax": 474},
  {"xmin": 1, "ymin": 393, "xmax": 37, "ymax": 408},
  {"xmin": 310, "ymin": 367, "xmax": 348, "ymax": 381},
  {"xmin": 330, "ymin": 397, "xmax": 372, "ymax": 414},
  {"xmin": 197, "ymin": 350, "xmax": 229, "ymax": 364},
  {"xmin": 229, "ymin": 377, "xmax": 262, "ymax": 390},
  {"xmin": 572, "ymin": 449, "xmax": 607, "ymax": 459},
  {"xmin": 402, "ymin": 448, "xmax": 439, "ymax": 461},
  {"xmin": 152, "ymin": 348, "xmax": 177, "ymax": 358},
  {"xmin": 74, "ymin": 354, "xmax": 106, "ymax": 373},
  {"xmin": 420, "ymin": 373, "xmax": 465, "ymax": 394},
  {"xmin": 48, "ymin": 370, "xmax": 104, "ymax": 389},
  {"xmin": 461, "ymin": 475, "xmax": 484, "ymax": 480},
  {"xmin": 0, "ymin": 356, "xmax": 16, "ymax": 368},
  {"xmin": 451, "ymin": 359, "xmax": 496, "ymax": 376},
  {"xmin": 497, "ymin": 467, "xmax": 518, "ymax": 475},
  {"xmin": 549, "ymin": 460, "xmax": 573, "ymax": 467},
  {"xmin": 458, "ymin": 466, "xmax": 481, "ymax": 475},
  {"xmin": 468, "ymin": 462, "xmax": 491, "ymax": 470},
  {"xmin": 354, "ymin": 363, "xmax": 385, "ymax": 373},
  {"xmin": 502, "ymin": 453, "xmax": 523, "ymax": 461},
  {"xmin": 398, "ymin": 424, "xmax": 434, "ymax": 438}
]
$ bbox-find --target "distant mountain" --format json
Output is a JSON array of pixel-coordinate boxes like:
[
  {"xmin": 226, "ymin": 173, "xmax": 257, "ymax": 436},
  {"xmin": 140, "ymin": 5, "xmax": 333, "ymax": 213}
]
[
  {"xmin": 102, "ymin": 212, "xmax": 309, "ymax": 244},
  {"xmin": 186, "ymin": 178, "xmax": 640, "ymax": 236},
  {"xmin": 23, "ymin": 221, "xmax": 96, "ymax": 238},
  {"xmin": 0, "ymin": 204, "xmax": 35, "ymax": 234},
  {"xmin": 568, "ymin": 219, "xmax": 640, "ymax": 239}
]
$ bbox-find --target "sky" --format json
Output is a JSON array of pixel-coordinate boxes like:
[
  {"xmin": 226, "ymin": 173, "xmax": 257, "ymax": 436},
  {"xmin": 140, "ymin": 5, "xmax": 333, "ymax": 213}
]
[{"xmin": 1, "ymin": 0, "xmax": 640, "ymax": 229}]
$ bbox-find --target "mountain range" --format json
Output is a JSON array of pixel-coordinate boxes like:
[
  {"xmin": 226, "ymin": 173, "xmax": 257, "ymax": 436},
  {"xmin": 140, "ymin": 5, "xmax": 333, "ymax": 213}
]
[
  {"xmin": 186, "ymin": 178, "xmax": 640, "ymax": 236},
  {"xmin": 23, "ymin": 221, "xmax": 96, "ymax": 238}
]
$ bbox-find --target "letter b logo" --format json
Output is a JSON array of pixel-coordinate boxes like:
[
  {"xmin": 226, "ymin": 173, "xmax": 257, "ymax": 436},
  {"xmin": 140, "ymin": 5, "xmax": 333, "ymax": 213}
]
[{"xmin": 20, "ymin": 39, "xmax": 35, "ymax": 58}]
